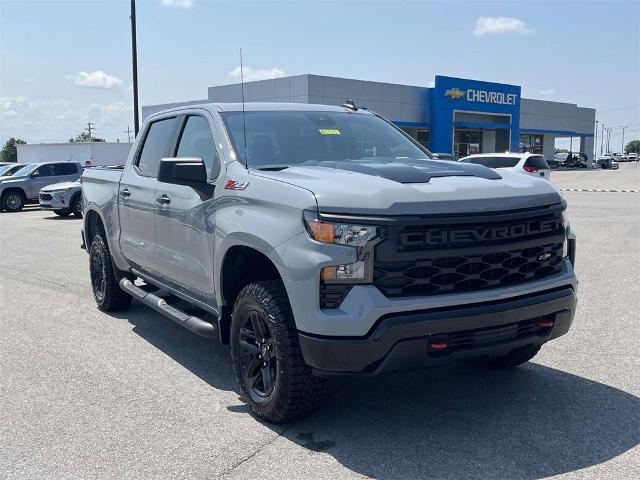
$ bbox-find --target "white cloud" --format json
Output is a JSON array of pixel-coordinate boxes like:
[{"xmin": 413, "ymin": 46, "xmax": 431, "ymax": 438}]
[
  {"xmin": 160, "ymin": 0, "xmax": 193, "ymax": 8},
  {"xmin": 1, "ymin": 95, "xmax": 133, "ymax": 143},
  {"xmin": 229, "ymin": 66, "xmax": 286, "ymax": 82},
  {"xmin": 67, "ymin": 70, "xmax": 123, "ymax": 89},
  {"xmin": 539, "ymin": 88, "xmax": 556, "ymax": 96},
  {"xmin": 473, "ymin": 17, "xmax": 532, "ymax": 36}
]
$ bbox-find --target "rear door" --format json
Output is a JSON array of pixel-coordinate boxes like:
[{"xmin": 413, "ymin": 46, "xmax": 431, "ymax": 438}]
[
  {"xmin": 524, "ymin": 155, "xmax": 551, "ymax": 179},
  {"xmin": 154, "ymin": 113, "xmax": 221, "ymax": 304},
  {"xmin": 118, "ymin": 116, "xmax": 179, "ymax": 275}
]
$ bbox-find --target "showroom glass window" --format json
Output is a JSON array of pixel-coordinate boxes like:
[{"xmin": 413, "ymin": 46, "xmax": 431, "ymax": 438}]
[{"xmin": 519, "ymin": 134, "xmax": 543, "ymax": 154}]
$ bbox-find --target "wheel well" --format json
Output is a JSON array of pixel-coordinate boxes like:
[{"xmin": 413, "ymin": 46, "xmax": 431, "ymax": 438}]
[
  {"xmin": 85, "ymin": 210, "xmax": 105, "ymax": 249},
  {"xmin": 219, "ymin": 246, "xmax": 282, "ymax": 344},
  {"xmin": 2, "ymin": 187, "xmax": 26, "ymax": 199}
]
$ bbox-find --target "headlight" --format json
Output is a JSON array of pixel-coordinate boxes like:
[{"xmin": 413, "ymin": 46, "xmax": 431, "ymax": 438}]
[
  {"xmin": 303, "ymin": 211, "xmax": 377, "ymax": 246},
  {"xmin": 561, "ymin": 210, "xmax": 570, "ymax": 258},
  {"xmin": 304, "ymin": 210, "xmax": 380, "ymax": 283}
]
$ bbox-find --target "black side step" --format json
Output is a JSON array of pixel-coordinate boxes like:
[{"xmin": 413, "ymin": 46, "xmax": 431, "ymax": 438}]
[{"xmin": 119, "ymin": 278, "xmax": 217, "ymax": 338}]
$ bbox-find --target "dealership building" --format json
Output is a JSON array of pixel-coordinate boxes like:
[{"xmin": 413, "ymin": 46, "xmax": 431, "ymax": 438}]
[{"xmin": 143, "ymin": 74, "xmax": 596, "ymax": 164}]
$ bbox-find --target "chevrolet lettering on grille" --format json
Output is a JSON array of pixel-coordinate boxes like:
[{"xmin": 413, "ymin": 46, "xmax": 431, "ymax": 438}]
[{"xmin": 406, "ymin": 219, "xmax": 562, "ymax": 246}]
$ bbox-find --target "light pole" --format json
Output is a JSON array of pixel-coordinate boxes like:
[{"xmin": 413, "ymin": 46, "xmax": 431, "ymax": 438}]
[
  {"xmin": 621, "ymin": 125, "xmax": 627, "ymax": 154},
  {"xmin": 601, "ymin": 123, "xmax": 605, "ymax": 155},
  {"xmin": 594, "ymin": 120, "xmax": 598, "ymax": 159},
  {"xmin": 130, "ymin": 0, "xmax": 140, "ymax": 136}
]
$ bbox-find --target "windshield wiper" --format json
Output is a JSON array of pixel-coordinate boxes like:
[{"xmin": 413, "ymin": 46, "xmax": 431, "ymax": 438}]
[{"xmin": 255, "ymin": 165, "xmax": 290, "ymax": 171}]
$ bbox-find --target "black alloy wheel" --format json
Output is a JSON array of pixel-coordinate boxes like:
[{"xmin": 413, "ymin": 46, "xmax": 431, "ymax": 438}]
[{"xmin": 239, "ymin": 310, "xmax": 278, "ymax": 403}]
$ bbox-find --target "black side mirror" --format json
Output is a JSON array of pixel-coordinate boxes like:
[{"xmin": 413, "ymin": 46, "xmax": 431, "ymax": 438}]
[
  {"xmin": 158, "ymin": 157, "xmax": 207, "ymax": 187},
  {"xmin": 31, "ymin": 171, "xmax": 40, "ymax": 178}
]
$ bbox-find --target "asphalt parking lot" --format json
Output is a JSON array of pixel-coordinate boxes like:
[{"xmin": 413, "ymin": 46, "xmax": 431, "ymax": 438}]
[{"xmin": 1, "ymin": 164, "xmax": 639, "ymax": 480}]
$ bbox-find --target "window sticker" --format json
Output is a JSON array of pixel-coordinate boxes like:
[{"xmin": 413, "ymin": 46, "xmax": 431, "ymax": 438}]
[{"xmin": 319, "ymin": 129, "xmax": 341, "ymax": 135}]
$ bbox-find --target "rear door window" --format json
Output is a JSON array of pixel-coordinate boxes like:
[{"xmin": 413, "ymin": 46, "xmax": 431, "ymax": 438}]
[
  {"xmin": 175, "ymin": 115, "xmax": 219, "ymax": 179},
  {"xmin": 53, "ymin": 163, "xmax": 78, "ymax": 175},
  {"xmin": 524, "ymin": 155, "xmax": 550, "ymax": 170},
  {"xmin": 136, "ymin": 117, "xmax": 178, "ymax": 177},
  {"xmin": 461, "ymin": 156, "xmax": 520, "ymax": 168}
]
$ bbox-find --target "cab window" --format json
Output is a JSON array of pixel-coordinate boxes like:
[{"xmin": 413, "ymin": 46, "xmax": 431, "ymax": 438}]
[
  {"xmin": 136, "ymin": 117, "xmax": 177, "ymax": 177},
  {"xmin": 175, "ymin": 115, "xmax": 219, "ymax": 179}
]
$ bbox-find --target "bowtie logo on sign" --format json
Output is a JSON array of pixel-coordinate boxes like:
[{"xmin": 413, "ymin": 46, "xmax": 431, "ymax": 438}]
[{"xmin": 445, "ymin": 87, "xmax": 517, "ymax": 106}]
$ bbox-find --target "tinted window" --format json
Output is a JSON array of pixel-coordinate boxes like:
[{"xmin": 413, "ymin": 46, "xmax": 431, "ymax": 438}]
[
  {"xmin": 53, "ymin": 163, "xmax": 78, "ymax": 175},
  {"xmin": 460, "ymin": 156, "xmax": 520, "ymax": 168},
  {"xmin": 136, "ymin": 118, "xmax": 177, "ymax": 177},
  {"xmin": 34, "ymin": 164, "xmax": 56, "ymax": 177},
  {"xmin": 222, "ymin": 111, "xmax": 430, "ymax": 168},
  {"xmin": 175, "ymin": 116, "xmax": 219, "ymax": 178},
  {"xmin": 524, "ymin": 155, "xmax": 550, "ymax": 169}
]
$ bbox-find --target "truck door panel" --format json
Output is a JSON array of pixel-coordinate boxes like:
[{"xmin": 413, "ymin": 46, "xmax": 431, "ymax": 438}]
[
  {"xmin": 154, "ymin": 114, "xmax": 219, "ymax": 303},
  {"xmin": 118, "ymin": 117, "xmax": 178, "ymax": 275}
]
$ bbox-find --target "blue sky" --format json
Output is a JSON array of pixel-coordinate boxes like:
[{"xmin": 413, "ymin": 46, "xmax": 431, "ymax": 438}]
[{"xmin": 1, "ymin": 0, "xmax": 639, "ymax": 149}]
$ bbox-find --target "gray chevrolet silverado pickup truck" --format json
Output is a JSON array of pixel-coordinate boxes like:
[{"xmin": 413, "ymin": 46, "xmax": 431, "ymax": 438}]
[{"xmin": 82, "ymin": 102, "xmax": 577, "ymax": 422}]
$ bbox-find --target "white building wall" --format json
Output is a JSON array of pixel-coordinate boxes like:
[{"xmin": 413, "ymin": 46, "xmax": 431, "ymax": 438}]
[
  {"xmin": 482, "ymin": 130, "xmax": 496, "ymax": 153},
  {"xmin": 542, "ymin": 134, "xmax": 556, "ymax": 162},
  {"xmin": 16, "ymin": 142, "xmax": 132, "ymax": 166}
]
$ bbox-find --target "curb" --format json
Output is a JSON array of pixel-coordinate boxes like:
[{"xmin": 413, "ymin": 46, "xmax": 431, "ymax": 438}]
[{"xmin": 561, "ymin": 188, "xmax": 639, "ymax": 193}]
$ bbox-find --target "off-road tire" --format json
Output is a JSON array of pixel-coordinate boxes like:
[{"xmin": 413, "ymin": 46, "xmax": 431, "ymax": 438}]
[
  {"xmin": 89, "ymin": 234, "xmax": 132, "ymax": 311},
  {"xmin": 230, "ymin": 280, "xmax": 326, "ymax": 423},
  {"xmin": 71, "ymin": 195, "xmax": 83, "ymax": 217},
  {"xmin": 1, "ymin": 191, "xmax": 25, "ymax": 212},
  {"xmin": 481, "ymin": 344, "xmax": 541, "ymax": 369},
  {"xmin": 53, "ymin": 209, "xmax": 71, "ymax": 216}
]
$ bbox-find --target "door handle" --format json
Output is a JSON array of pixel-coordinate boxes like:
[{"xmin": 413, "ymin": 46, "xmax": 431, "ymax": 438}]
[
  {"xmin": 156, "ymin": 194, "xmax": 171, "ymax": 205},
  {"xmin": 120, "ymin": 189, "xmax": 131, "ymax": 198}
]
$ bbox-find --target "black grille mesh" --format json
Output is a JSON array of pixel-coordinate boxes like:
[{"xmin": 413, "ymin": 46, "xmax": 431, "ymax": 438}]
[{"xmin": 374, "ymin": 208, "xmax": 565, "ymax": 298}]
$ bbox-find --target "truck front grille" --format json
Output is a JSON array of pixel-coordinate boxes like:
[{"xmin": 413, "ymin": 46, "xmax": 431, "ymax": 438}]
[{"xmin": 373, "ymin": 206, "xmax": 566, "ymax": 298}]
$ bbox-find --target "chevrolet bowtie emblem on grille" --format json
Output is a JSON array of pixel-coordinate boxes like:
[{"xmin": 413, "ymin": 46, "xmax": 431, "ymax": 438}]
[
  {"xmin": 537, "ymin": 252, "xmax": 552, "ymax": 261},
  {"xmin": 445, "ymin": 87, "xmax": 466, "ymax": 100}
]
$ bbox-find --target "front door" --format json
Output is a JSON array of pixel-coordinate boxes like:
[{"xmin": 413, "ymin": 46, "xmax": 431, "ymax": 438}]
[
  {"xmin": 118, "ymin": 116, "xmax": 178, "ymax": 276},
  {"xmin": 26, "ymin": 164, "xmax": 58, "ymax": 200},
  {"xmin": 154, "ymin": 114, "xmax": 220, "ymax": 304}
]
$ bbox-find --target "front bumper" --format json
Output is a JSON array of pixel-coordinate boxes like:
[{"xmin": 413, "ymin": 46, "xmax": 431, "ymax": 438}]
[
  {"xmin": 39, "ymin": 191, "xmax": 68, "ymax": 209},
  {"xmin": 299, "ymin": 286, "xmax": 576, "ymax": 375}
]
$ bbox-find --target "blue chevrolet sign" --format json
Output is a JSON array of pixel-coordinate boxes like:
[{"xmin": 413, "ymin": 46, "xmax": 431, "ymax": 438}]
[{"xmin": 430, "ymin": 76, "xmax": 521, "ymax": 154}]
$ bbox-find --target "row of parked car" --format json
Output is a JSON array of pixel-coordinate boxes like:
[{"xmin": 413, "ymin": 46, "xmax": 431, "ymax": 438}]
[{"xmin": 0, "ymin": 161, "xmax": 83, "ymax": 215}]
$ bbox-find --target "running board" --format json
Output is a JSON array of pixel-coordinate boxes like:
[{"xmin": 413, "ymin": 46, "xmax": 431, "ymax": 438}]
[{"xmin": 119, "ymin": 278, "xmax": 217, "ymax": 338}]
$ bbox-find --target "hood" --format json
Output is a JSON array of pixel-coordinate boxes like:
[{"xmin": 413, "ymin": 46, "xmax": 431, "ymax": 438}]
[
  {"xmin": 41, "ymin": 181, "xmax": 81, "ymax": 192},
  {"xmin": 253, "ymin": 160, "xmax": 563, "ymax": 215}
]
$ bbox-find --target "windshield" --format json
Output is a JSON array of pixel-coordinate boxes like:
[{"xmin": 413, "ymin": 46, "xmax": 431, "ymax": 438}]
[
  {"xmin": 221, "ymin": 111, "xmax": 432, "ymax": 169},
  {"xmin": 0, "ymin": 164, "xmax": 30, "ymax": 177},
  {"xmin": 460, "ymin": 156, "xmax": 520, "ymax": 168}
]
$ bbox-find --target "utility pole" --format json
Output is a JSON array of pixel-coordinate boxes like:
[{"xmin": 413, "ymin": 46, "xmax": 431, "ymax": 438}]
[
  {"xmin": 130, "ymin": 0, "xmax": 140, "ymax": 136},
  {"xmin": 601, "ymin": 123, "xmax": 605, "ymax": 155},
  {"xmin": 621, "ymin": 125, "xmax": 627, "ymax": 154},
  {"xmin": 124, "ymin": 126, "xmax": 133, "ymax": 143},
  {"xmin": 594, "ymin": 120, "xmax": 598, "ymax": 159},
  {"xmin": 86, "ymin": 122, "xmax": 95, "ymax": 140}
]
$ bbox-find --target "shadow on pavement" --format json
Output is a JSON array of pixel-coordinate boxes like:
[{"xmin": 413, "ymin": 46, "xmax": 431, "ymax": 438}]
[{"xmin": 115, "ymin": 303, "xmax": 640, "ymax": 480}]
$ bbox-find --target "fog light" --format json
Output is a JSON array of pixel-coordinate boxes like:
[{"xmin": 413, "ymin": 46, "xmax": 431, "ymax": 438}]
[{"xmin": 321, "ymin": 262, "xmax": 366, "ymax": 281}]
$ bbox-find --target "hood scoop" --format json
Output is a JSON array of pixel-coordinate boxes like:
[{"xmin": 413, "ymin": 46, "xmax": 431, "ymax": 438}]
[{"xmin": 314, "ymin": 160, "xmax": 501, "ymax": 184}]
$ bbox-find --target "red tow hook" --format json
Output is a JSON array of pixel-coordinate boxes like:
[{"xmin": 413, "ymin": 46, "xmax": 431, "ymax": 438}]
[
  {"xmin": 429, "ymin": 336, "xmax": 448, "ymax": 350},
  {"xmin": 534, "ymin": 318, "xmax": 555, "ymax": 328}
]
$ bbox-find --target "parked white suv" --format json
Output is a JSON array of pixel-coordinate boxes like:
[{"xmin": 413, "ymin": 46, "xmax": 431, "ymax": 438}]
[{"xmin": 459, "ymin": 152, "xmax": 551, "ymax": 180}]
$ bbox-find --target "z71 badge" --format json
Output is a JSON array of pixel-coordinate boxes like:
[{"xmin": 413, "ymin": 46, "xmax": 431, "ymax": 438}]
[{"xmin": 224, "ymin": 180, "xmax": 249, "ymax": 191}]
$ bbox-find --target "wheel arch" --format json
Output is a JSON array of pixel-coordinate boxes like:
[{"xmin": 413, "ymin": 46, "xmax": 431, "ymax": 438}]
[{"xmin": 218, "ymin": 244, "xmax": 284, "ymax": 344}]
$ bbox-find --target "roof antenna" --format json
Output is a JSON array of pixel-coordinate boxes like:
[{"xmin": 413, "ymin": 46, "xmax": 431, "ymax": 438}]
[
  {"xmin": 342, "ymin": 99, "xmax": 358, "ymax": 111},
  {"xmin": 240, "ymin": 48, "xmax": 248, "ymax": 169}
]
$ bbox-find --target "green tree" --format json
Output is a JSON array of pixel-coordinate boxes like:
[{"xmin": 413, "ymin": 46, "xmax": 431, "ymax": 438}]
[
  {"xmin": 68, "ymin": 131, "xmax": 105, "ymax": 143},
  {"xmin": 0, "ymin": 138, "xmax": 26, "ymax": 162},
  {"xmin": 624, "ymin": 140, "xmax": 640, "ymax": 154}
]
